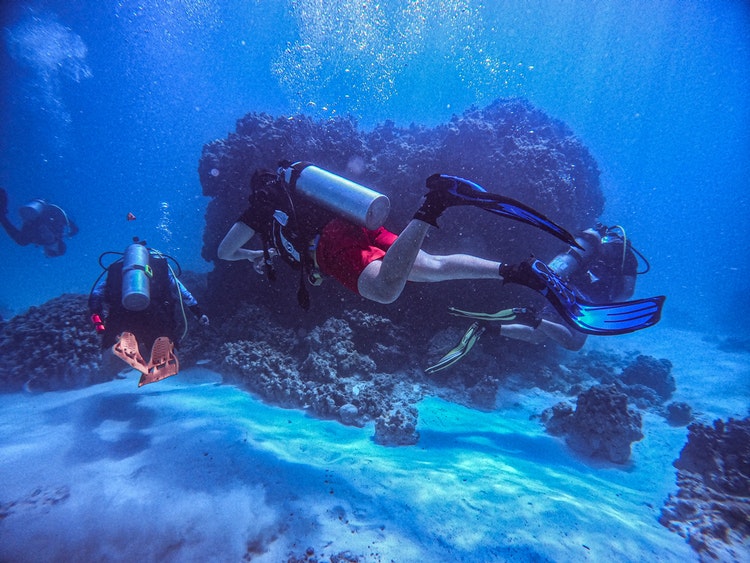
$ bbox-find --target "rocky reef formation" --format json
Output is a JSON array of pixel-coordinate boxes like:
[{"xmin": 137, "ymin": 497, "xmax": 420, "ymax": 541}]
[
  {"xmin": 0, "ymin": 294, "xmax": 105, "ymax": 392},
  {"xmin": 557, "ymin": 350, "xmax": 688, "ymax": 424},
  {"xmin": 660, "ymin": 417, "xmax": 750, "ymax": 562},
  {"xmin": 191, "ymin": 97, "xmax": 608, "ymax": 444},
  {"xmin": 0, "ymin": 100, "xmax": 688, "ymax": 453},
  {"xmin": 0, "ymin": 291, "xmax": 683, "ymax": 453},
  {"xmin": 535, "ymin": 352, "xmax": 683, "ymax": 464},
  {"xmin": 540, "ymin": 384, "xmax": 644, "ymax": 464},
  {"xmin": 218, "ymin": 305, "xmax": 422, "ymax": 445},
  {"xmin": 618, "ymin": 355, "xmax": 675, "ymax": 407},
  {"xmin": 197, "ymin": 98, "xmax": 605, "ymax": 324},
  {"xmin": 0, "ymin": 290, "xmax": 214, "ymax": 393},
  {"xmin": 287, "ymin": 547, "xmax": 361, "ymax": 563}
]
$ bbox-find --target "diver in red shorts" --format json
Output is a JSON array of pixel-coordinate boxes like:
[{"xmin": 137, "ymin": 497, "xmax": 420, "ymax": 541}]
[
  {"xmin": 218, "ymin": 163, "xmax": 663, "ymax": 337},
  {"xmin": 219, "ymin": 166, "xmax": 504, "ymax": 305}
]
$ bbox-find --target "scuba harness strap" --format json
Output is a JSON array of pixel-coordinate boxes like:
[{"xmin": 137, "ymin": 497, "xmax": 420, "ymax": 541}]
[
  {"xmin": 278, "ymin": 168, "xmax": 311, "ymax": 310},
  {"xmin": 257, "ymin": 167, "xmax": 321, "ymax": 310},
  {"xmin": 284, "ymin": 161, "xmax": 305, "ymax": 193},
  {"xmin": 261, "ymin": 238, "xmax": 276, "ymax": 282}
]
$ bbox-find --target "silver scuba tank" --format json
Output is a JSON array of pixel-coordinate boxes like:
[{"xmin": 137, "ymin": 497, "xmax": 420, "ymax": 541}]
[
  {"xmin": 283, "ymin": 162, "xmax": 390, "ymax": 230},
  {"xmin": 121, "ymin": 243, "xmax": 152, "ymax": 311}
]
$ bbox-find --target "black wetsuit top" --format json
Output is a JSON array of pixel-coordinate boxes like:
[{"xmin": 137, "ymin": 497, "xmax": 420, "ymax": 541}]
[{"xmin": 98, "ymin": 257, "xmax": 177, "ymax": 351}]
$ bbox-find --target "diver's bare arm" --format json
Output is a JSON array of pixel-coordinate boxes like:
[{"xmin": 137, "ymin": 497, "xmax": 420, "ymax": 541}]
[
  {"xmin": 0, "ymin": 214, "xmax": 28, "ymax": 245},
  {"xmin": 217, "ymin": 222, "xmax": 263, "ymax": 262}
]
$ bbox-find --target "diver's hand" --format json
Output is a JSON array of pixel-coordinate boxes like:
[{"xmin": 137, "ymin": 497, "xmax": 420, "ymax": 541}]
[
  {"xmin": 251, "ymin": 249, "xmax": 276, "ymax": 275},
  {"xmin": 199, "ymin": 314, "xmax": 210, "ymax": 326}
]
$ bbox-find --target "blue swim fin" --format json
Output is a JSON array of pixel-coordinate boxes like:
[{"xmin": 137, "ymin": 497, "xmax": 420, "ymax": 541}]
[
  {"xmin": 429, "ymin": 174, "xmax": 581, "ymax": 248},
  {"xmin": 528, "ymin": 259, "xmax": 665, "ymax": 335}
]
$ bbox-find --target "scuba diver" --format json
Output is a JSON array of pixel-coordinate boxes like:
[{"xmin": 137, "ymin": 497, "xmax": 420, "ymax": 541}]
[
  {"xmin": 219, "ymin": 162, "xmax": 663, "ymax": 334},
  {"xmin": 219, "ymin": 165, "xmax": 510, "ymax": 308},
  {"xmin": 0, "ymin": 187, "xmax": 79, "ymax": 257},
  {"xmin": 89, "ymin": 239, "xmax": 209, "ymax": 386},
  {"xmin": 427, "ymin": 223, "xmax": 654, "ymax": 373}
]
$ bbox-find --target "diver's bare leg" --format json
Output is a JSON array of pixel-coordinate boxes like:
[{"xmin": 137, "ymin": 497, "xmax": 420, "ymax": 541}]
[
  {"xmin": 357, "ymin": 219, "xmax": 502, "ymax": 304},
  {"xmin": 501, "ymin": 320, "xmax": 587, "ymax": 351},
  {"xmin": 357, "ymin": 219, "xmax": 431, "ymax": 303}
]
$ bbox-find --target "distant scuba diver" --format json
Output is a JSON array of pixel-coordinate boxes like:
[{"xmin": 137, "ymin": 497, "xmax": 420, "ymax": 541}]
[
  {"xmin": 0, "ymin": 187, "xmax": 79, "ymax": 257},
  {"xmin": 427, "ymin": 223, "xmax": 657, "ymax": 373},
  {"xmin": 218, "ymin": 162, "xmax": 663, "ymax": 335},
  {"xmin": 88, "ymin": 239, "xmax": 209, "ymax": 386}
]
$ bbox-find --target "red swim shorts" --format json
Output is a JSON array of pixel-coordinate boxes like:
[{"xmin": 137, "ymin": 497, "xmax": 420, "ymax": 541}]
[{"xmin": 316, "ymin": 218, "xmax": 398, "ymax": 294}]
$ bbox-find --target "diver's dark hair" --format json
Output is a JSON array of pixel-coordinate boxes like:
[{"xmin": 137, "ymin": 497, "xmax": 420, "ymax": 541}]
[{"xmin": 249, "ymin": 168, "xmax": 279, "ymax": 202}]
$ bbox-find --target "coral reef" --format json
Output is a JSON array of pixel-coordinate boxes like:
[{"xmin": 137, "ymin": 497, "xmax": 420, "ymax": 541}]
[
  {"xmin": 2, "ymin": 100, "xmax": 666, "ymax": 455},
  {"xmin": 540, "ymin": 384, "xmax": 644, "ymax": 464},
  {"xmin": 553, "ymin": 350, "xmax": 684, "ymax": 421},
  {"xmin": 374, "ymin": 404, "xmax": 420, "ymax": 446},
  {"xmin": 0, "ymin": 294, "xmax": 105, "ymax": 391},
  {"xmin": 219, "ymin": 307, "xmax": 422, "ymax": 445},
  {"xmin": 0, "ymin": 293, "xmax": 675, "ymax": 456},
  {"xmin": 198, "ymin": 98, "xmax": 605, "ymax": 325},
  {"xmin": 665, "ymin": 402, "xmax": 693, "ymax": 426},
  {"xmin": 287, "ymin": 547, "xmax": 361, "ymax": 563},
  {"xmin": 660, "ymin": 417, "xmax": 750, "ymax": 562},
  {"xmin": 617, "ymin": 355, "xmax": 675, "ymax": 408}
]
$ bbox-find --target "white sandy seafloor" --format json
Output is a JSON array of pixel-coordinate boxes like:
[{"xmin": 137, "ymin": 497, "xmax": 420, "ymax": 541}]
[{"xmin": 0, "ymin": 327, "xmax": 747, "ymax": 562}]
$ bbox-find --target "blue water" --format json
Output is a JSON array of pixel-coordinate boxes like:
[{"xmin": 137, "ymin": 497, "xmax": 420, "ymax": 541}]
[{"xmin": 1, "ymin": 0, "xmax": 748, "ymax": 332}]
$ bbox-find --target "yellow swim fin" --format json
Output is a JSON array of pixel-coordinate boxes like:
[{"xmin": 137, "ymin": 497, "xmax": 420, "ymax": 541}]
[
  {"xmin": 426, "ymin": 322, "xmax": 485, "ymax": 374},
  {"xmin": 448, "ymin": 306, "xmax": 540, "ymax": 327}
]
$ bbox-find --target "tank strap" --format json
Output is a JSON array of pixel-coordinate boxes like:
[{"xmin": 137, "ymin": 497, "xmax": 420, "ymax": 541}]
[
  {"xmin": 307, "ymin": 234, "xmax": 323, "ymax": 286},
  {"xmin": 287, "ymin": 161, "xmax": 311, "ymax": 192},
  {"xmin": 128, "ymin": 263, "xmax": 153, "ymax": 278},
  {"xmin": 566, "ymin": 248, "xmax": 586, "ymax": 266}
]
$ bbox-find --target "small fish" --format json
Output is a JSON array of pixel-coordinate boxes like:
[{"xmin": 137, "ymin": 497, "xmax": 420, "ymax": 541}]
[{"xmin": 127, "ymin": 212, "xmax": 136, "ymax": 221}]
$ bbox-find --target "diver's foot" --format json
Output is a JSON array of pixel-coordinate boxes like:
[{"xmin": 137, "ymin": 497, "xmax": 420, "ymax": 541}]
[
  {"xmin": 414, "ymin": 174, "xmax": 470, "ymax": 227},
  {"xmin": 507, "ymin": 307, "xmax": 542, "ymax": 328},
  {"xmin": 499, "ymin": 259, "xmax": 547, "ymax": 291},
  {"xmin": 413, "ymin": 191, "xmax": 448, "ymax": 227}
]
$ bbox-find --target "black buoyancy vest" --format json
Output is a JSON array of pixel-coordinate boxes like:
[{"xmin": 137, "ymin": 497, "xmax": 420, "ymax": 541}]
[
  {"xmin": 103, "ymin": 256, "xmax": 177, "ymax": 349},
  {"xmin": 252, "ymin": 176, "xmax": 335, "ymax": 309}
]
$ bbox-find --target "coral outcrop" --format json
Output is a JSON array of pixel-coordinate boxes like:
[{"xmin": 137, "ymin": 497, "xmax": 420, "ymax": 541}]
[
  {"xmin": 617, "ymin": 354, "xmax": 675, "ymax": 408},
  {"xmin": 660, "ymin": 417, "xmax": 750, "ymax": 562},
  {"xmin": 374, "ymin": 404, "xmax": 420, "ymax": 446},
  {"xmin": 219, "ymin": 306, "xmax": 422, "ymax": 445},
  {"xmin": 541, "ymin": 384, "xmax": 644, "ymax": 464},
  {"xmin": 0, "ymin": 294, "xmax": 105, "ymax": 391},
  {"xmin": 198, "ymin": 98, "xmax": 604, "ymax": 323}
]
